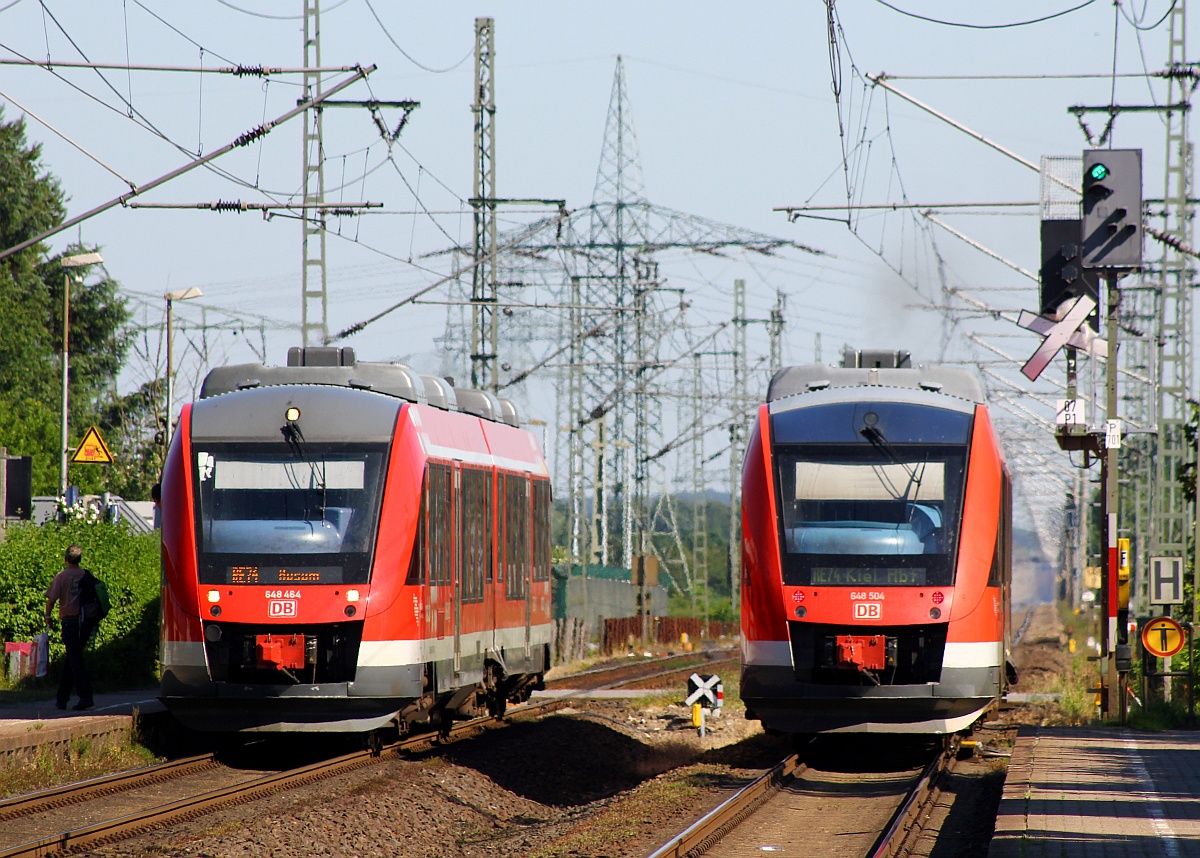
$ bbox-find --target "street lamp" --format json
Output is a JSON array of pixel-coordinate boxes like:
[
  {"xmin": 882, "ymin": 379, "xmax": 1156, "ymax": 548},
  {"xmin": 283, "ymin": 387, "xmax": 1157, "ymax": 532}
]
[
  {"xmin": 165, "ymin": 287, "xmax": 203, "ymax": 448},
  {"xmin": 59, "ymin": 252, "xmax": 103, "ymax": 501}
]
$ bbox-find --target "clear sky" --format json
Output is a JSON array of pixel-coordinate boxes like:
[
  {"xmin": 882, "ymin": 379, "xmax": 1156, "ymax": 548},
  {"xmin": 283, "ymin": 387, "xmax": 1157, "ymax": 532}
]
[{"xmin": 1, "ymin": 0, "xmax": 1192, "ymax": 558}]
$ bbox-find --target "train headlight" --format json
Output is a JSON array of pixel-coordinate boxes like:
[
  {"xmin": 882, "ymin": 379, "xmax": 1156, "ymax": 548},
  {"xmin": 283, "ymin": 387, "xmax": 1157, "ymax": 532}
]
[
  {"xmin": 286, "ymin": 406, "xmax": 301, "ymax": 422},
  {"xmin": 929, "ymin": 607, "xmax": 942, "ymax": 620},
  {"xmin": 791, "ymin": 590, "xmax": 804, "ymax": 603},
  {"xmin": 207, "ymin": 590, "xmax": 221, "ymax": 603},
  {"xmin": 210, "ymin": 605, "xmax": 222, "ymax": 617},
  {"xmin": 344, "ymin": 605, "xmax": 357, "ymax": 617},
  {"xmin": 346, "ymin": 589, "xmax": 361, "ymax": 602},
  {"xmin": 931, "ymin": 591, "xmax": 945, "ymax": 605},
  {"xmin": 794, "ymin": 605, "xmax": 807, "ymax": 619}
]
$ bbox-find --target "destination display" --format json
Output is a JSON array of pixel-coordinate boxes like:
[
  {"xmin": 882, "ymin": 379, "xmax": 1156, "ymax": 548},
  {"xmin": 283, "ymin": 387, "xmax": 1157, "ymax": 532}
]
[
  {"xmin": 810, "ymin": 567, "xmax": 927, "ymax": 586},
  {"xmin": 226, "ymin": 565, "xmax": 344, "ymax": 585}
]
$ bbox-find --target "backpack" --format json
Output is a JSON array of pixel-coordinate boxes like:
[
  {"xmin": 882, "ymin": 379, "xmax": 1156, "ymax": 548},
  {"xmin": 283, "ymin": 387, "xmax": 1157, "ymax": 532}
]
[{"xmin": 78, "ymin": 569, "xmax": 111, "ymax": 625}]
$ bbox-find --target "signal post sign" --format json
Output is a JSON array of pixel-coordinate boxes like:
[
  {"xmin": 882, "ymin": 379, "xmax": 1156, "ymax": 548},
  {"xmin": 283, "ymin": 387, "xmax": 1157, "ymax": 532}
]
[
  {"xmin": 1141, "ymin": 616, "xmax": 1186, "ymax": 659},
  {"xmin": 70, "ymin": 426, "xmax": 114, "ymax": 464}
]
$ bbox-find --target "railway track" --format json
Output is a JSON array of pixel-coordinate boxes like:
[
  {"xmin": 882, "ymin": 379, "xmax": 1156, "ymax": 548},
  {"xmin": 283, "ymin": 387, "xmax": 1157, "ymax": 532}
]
[
  {"xmin": 645, "ymin": 737, "xmax": 956, "ymax": 858},
  {"xmin": 543, "ymin": 648, "xmax": 736, "ymax": 691},
  {"xmin": 0, "ymin": 652, "xmax": 722, "ymax": 857}
]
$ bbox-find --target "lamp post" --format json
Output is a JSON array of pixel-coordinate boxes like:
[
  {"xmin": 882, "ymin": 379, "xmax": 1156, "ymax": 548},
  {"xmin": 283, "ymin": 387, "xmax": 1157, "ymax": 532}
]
[
  {"xmin": 59, "ymin": 252, "xmax": 103, "ymax": 501},
  {"xmin": 164, "ymin": 287, "xmax": 203, "ymax": 448}
]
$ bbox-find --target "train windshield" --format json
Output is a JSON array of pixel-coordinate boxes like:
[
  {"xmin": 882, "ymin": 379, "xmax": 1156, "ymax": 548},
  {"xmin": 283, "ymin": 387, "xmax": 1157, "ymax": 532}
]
[
  {"xmin": 771, "ymin": 401, "xmax": 972, "ymax": 587},
  {"xmin": 192, "ymin": 443, "xmax": 387, "ymax": 585}
]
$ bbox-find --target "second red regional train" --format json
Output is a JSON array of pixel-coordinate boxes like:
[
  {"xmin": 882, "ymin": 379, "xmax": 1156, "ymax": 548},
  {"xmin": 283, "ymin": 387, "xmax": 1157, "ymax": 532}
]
[
  {"xmin": 740, "ymin": 349, "xmax": 1013, "ymax": 734},
  {"xmin": 159, "ymin": 347, "xmax": 552, "ymax": 733}
]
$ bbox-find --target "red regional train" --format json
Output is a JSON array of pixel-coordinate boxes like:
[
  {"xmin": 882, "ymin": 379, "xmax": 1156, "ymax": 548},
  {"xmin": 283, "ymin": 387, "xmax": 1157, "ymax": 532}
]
[
  {"xmin": 159, "ymin": 347, "xmax": 553, "ymax": 733},
  {"xmin": 740, "ymin": 349, "xmax": 1013, "ymax": 735}
]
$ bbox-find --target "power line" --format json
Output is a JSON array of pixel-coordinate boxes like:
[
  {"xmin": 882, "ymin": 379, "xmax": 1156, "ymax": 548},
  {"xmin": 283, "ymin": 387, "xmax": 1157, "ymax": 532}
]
[
  {"xmin": 0, "ymin": 65, "xmax": 374, "ymax": 261},
  {"xmin": 0, "ymin": 56, "xmax": 364, "ymax": 74},
  {"xmin": 362, "ymin": 0, "xmax": 472, "ymax": 74},
  {"xmin": 871, "ymin": 0, "xmax": 1101, "ymax": 29}
]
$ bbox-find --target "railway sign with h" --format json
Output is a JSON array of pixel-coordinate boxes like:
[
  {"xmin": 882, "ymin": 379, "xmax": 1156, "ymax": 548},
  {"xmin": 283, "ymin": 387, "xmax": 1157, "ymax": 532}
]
[{"xmin": 1151, "ymin": 556, "xmax": 1184, "ymax": 605}]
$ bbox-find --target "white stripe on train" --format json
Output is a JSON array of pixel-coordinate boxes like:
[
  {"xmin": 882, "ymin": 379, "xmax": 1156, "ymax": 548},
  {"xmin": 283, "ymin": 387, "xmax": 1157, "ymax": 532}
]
[{"xmin": 741, "ymin": 639, "xmax": 1003, "ymax": 668}]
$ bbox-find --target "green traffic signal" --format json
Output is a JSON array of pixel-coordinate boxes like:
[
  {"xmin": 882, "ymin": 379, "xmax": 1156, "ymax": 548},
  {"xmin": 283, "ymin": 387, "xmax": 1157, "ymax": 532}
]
[{"xmin": 1089, "ymin": 163, "xmax": 1109, "ymax": 181}]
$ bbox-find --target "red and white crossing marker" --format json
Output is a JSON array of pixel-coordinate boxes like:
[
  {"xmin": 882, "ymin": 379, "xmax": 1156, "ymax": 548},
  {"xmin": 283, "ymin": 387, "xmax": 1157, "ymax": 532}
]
[{"xmin": 1018, "ymin": 294, "xmax": 1099, "ymax": 381}]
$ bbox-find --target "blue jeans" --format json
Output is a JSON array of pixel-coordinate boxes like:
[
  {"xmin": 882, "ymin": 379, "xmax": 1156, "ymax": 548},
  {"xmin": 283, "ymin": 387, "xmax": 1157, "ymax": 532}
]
[{"xmin": 56, "ymin": 617, "xmax": 94, "ymax": 707}]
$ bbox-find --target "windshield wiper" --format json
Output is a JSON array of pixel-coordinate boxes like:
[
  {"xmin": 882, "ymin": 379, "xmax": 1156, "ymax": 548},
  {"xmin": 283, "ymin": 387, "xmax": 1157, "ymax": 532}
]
[{"xmin": 860, "ymin": 425, "xmax": 923, "ymax": 503}]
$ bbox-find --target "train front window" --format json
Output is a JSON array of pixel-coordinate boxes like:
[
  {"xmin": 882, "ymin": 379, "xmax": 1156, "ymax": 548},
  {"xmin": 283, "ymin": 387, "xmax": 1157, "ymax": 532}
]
[
  {"xmin": 193, "ymin": 444, "xmax": 386, "ymax": 585},
  {"xmin": 771, "ymin": 401, "xmax": 971, "ymax": 587}
]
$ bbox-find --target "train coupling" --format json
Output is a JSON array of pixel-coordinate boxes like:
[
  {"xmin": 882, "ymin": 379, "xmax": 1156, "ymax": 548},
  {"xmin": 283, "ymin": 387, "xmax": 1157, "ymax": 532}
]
[
  {"xmin": 830, "ymin": 634, "xmax": 895, "ymax": 672},
  {"xmin": 255, "ymin": 633, "xmax": 307, "ymax": 671}
]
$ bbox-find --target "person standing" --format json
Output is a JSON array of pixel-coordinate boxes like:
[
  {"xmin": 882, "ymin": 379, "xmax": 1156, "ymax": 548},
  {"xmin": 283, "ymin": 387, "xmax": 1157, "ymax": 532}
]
[{"xmin": 44, "ymin": 544, "xmax": 95, "ymax": 711}]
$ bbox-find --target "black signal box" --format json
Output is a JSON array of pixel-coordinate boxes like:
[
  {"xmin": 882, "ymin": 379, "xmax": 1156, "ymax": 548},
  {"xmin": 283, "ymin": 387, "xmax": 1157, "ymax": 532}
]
[
  {"xmin": 1040, "ymin": 219, "xmax": 1099, "ymax": 330},
  {"xmin": 1081, "ymin": 149, "xmax": 1142, "ymax": 269}
]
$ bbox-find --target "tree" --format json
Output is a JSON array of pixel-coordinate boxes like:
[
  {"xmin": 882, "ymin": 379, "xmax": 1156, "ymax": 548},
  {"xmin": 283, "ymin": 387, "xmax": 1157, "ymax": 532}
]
[{"xmin": 0, "ymin": 109, "xmax": 136, "ymax": 497}]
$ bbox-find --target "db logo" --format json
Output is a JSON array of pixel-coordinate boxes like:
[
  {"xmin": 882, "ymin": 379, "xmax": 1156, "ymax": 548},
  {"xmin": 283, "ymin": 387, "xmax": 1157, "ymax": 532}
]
[
  {"xmin": 853, "ymin": 602, "xmax": 882, "ymax": 620},
  {"xmin": 268, "ymin": 600, "xmax": 298, "ymax": 618}
]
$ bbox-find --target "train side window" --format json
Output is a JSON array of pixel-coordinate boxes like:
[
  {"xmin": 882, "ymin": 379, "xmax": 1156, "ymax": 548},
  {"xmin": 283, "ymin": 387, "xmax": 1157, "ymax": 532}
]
[
  {"xmin": 406, "ymin": 474, "xmax": 426, "ymax": 585},
  {"xmin": 533, "ymin": 480, "xmax": 551, "ymax": 583},
  {"xmin": 459, "ymin": 469, "xmax": 470, "ymax": 600},
  {"xmin": 485, "ymin": 471, "xmax": 494, "ymax": 584},
  {"xmin": 496, "ymin": 473, "xmax": 506, "ymax": 585},
  {"xmin": 989, "ymin": 472, "xmax": 1011, "ymax": 588},
  {"xmin": 460, "ymin": 468, "xmax": 485, "ymax": 604},
  {"xmin": 429, "ymin": 463, "xmax": 453, "ymax": 587},
  {"xmin": 506, "ymin": 474, "xmax": 529, "ymax": 600}
]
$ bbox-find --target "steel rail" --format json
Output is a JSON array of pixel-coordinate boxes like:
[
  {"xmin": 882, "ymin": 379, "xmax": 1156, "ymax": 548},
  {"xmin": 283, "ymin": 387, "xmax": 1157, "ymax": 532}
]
[
  {"xmin": 0, "ymin": 754, "xmax": 217, "ymax": 822},
  {"xmin": 543, "ymin": 648, "xmax": 734, "ymax": 688},
  {"xmin": 867, "ymin": 739, "xmax": 958, "ymax": 858},
  {"xmin": 0, "ymin": 653, "xmax": 724, "ymax": 856},
  {"xmin": 0, "ymin": 746, "xmax": 390, "ymax": 858},
  {"xmin": 645, "ymin": 754, "xmax": 803, "ymax": 858},
  {"xmin": 0, "ymin": 655, "xmax": 664, "ymax": 856},
  {"xmin": 645, "ymin": 739, "xmax": 955, "ymax": 858},
  {"xmin": 603, "ymin": 656, "xmax": 740, "ymax": 691},
  {"xmin": 0, "ymin": 714, "xmax": 530, "ymax": 858}
]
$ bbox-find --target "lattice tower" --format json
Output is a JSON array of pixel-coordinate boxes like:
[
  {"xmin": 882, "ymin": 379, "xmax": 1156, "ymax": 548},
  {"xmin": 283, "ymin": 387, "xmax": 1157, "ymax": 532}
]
[{"xmin": 301, "ymin": 0, "xmax": 328, "ymax": 346}]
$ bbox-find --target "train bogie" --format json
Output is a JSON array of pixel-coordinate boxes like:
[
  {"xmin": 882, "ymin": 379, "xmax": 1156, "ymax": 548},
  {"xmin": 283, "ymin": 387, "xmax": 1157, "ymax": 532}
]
[
  {"xmin": 740, "ymin": 350, "xmax": 1012, "ymax": 734},
  {"xmin": 159, "ymin": 348, "xmax": 552, "ymax": 732}
]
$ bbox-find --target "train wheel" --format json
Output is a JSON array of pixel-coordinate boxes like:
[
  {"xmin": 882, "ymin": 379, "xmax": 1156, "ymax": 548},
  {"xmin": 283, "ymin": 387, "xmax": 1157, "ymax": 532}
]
[{"xmin": 364, "ymin": 729, "xmax": 383, "ymax": 757}]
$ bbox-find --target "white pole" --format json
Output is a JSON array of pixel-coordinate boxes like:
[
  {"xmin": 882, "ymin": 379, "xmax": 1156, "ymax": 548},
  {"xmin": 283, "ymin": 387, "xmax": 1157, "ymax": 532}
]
[{"xmin": 59, "ymin": 270, "xmax": 70, "ymax": 500}]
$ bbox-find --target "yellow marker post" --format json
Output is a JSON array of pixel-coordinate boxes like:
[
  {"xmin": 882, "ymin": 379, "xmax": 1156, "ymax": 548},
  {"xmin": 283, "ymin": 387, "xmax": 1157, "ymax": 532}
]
[{"xmin": 1117, "ymin": 538, "xmax": 1131, "ymax": 610}]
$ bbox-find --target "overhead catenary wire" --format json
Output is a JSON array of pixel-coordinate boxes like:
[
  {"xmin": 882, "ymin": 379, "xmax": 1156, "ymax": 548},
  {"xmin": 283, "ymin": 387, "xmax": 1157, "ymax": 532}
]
[
  {"xmin": 0, "ymin": 56, "xmax": 364, "ymax": 74},
  {"xmin": 362, "ymin": 0, "xmax": 472, "ymax": 74},
  {"xmin": 0, "ymin": 65, "xmax": 375, "ymax": 261},
  {"xmin": 0, "ymin": 84, "xmax": 137, "ymax": 188},
  {"xmin": 329, "ymin": 210, "xmax": 572, "ymax": 342},
  {"xmin": 871, "ymin": 0, "xmax": 1101, "ymax": 29}
]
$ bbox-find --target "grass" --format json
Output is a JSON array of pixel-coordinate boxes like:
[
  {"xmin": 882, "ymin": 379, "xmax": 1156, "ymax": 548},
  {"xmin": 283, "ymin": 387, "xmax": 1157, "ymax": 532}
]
[
  {"xmin": 528, "ymin": 765, "xmax": 726, "ymax": 858},
  {"xmin": 0, "ymin": 732, "xmax": 161, "ymax": 798}
]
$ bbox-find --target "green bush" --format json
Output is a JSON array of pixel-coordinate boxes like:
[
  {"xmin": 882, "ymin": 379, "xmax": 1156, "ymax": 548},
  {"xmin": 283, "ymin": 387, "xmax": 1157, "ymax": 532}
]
[{"xmin": 0, "ymin": 519, "xmax": 160, "ymax": 688}]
